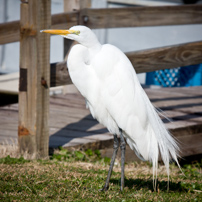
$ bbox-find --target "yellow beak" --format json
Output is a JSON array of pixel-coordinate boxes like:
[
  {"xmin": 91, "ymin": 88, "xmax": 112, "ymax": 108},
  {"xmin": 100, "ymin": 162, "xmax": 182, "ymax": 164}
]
[{"xmin": 40, "ymin": 29, "xmax": 80, "ymax": 35}]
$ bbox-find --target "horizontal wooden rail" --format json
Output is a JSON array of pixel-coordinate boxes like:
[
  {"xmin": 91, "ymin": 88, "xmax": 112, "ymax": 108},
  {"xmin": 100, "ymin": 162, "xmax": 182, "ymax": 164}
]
[
  {"xmin": 0, "ymin": 11, "xmax": 78, "ymax": 45},
  {"xmin": 0, "ymin": 20, "xmax": 20, "ymax": 44},
  {"xmin": 50, "ymin": 40, "xmax": 202, "ymax": 87},
  {"xmin": 128, "ymin": 41, "xmax": 202, "ymax": 73},
  {"xmin": 1, "ymin": 5, "xmax": 202, "ymax": 44},
  {"xmin": 51, "ymin": 11, "xmax": 79, "ymax": 30},
  {"xmin": 80, "ymin": 5, "xmax": 202, "ymax": 28}
]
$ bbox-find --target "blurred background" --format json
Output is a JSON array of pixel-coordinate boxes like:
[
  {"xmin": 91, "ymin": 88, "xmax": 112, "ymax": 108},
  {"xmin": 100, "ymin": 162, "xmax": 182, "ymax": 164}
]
[{"xmin": 0, "ymin": 0, "xmax": 202, "ymax": 86}]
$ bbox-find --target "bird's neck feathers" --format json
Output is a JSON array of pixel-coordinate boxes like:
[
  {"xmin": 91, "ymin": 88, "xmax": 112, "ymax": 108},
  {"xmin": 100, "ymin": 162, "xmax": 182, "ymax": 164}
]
[
  {"xmin": 68, "ymin": 29, "xmax": 102, "ymax": 67},
  {"xmin": 78, "ymin": 31, "xmax": 102, "ymax": 50},
  {"xmin": 79, "ymin": 36, "xmax": 102, "ymax": 61},
  {"xmin": 81, "ymin": 39, "xmax": 101, "ymax": 51}
]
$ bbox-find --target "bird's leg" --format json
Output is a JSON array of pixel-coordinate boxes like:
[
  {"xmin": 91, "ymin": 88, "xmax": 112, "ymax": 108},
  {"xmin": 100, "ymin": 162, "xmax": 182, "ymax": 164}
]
[
  {"xmin": 120, "ymin": 129, "xmax": 126, "ymax": 192},
  {"xmin": 100, "ymin": 134, "xmax": 119, "ymax": 191}
]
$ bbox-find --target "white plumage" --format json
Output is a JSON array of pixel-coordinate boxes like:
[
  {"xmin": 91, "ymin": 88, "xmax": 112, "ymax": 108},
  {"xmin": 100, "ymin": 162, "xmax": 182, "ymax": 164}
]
[{"xmin": 41, "ymin": 25, "xmax": 180, "ymax": 190}]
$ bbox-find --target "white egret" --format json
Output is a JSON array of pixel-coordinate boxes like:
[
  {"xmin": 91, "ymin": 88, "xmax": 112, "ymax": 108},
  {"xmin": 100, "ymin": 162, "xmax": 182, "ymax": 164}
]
[{"xmin": 41, "ymin": 26, "xmax": 180, "ymax": 191}]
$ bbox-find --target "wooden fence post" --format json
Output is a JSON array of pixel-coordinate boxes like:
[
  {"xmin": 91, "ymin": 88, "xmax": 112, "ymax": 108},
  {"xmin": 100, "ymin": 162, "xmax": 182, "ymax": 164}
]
[
  {"xmin": 63, "ymin": 0, "xmax": 91, "ymax": 60},
  {"xmin": 18, "ymin": 0, "xmax": 51, "ymax": 158},
  {"xmin": 63, "ymin": 0, "xmax": 79, "ymax": 59}
]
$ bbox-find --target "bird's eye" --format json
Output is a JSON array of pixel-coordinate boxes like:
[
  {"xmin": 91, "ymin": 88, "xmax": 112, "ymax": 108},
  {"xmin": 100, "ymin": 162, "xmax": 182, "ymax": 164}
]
[{"xmin": 74, "ymin": 31, "xmax": 80, "ymax": 35}]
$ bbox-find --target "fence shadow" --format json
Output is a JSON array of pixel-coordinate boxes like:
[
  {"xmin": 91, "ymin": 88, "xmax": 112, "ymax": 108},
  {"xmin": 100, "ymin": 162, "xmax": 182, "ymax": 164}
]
[
  {"xmin": 110, "ymin": 178, "xmax": 185, "ymax": 192},
  {"xmin": 49, "ymin": 114, "xmax": 108, "ymax": 148}
]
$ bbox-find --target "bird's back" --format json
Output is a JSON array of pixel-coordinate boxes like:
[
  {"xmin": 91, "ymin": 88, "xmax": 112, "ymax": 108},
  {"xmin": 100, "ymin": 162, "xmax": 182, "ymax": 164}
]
[{"xmin": 90, "ymin": 45, "xmax": 147, "ymax": 132}]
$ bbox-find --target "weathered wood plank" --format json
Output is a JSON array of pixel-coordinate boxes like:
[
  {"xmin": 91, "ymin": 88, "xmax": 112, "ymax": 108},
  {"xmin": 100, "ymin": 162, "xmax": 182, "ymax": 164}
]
[
  {"xmin": 172, "ymin": 106, "xmax": 202, "ymax": 115},
  {"xmin": 18, "ymin": 0, "xmax": 51, "ymax": 158},
  {"xmin": 49, "ymin": 104, "xmax": 91, "ymax": 117},
  {"xmin": 0, "ymin": 94, "xmax": 202, "ymax": 130},
  {"xmin": 160, "ymin": 86, "xmax": 202, "ymax": 96},
  {"xmin": 49, "ymin": 41, "xmax": 202, "ymax": 87},
  {"xmin": 0, "ymin": 128, "xmax": 17, "ymax": 137},
  {"xmin": 0, "ymin": 21, "xmax": 20, "ymax": 44},
  {"xmin": 49, "ymin": 126, "xmax": 110, "ymax": 138},
  {"xmin": 146, "ymin": 87, "xmax": 201, "ymax": 97},
  {"xmin": 80, "ymin": 5, "xmax": 202, "ymax": 28},
  {"xmin": 169, "ymin": 122, "xmax": 202, "ymax": 137},
  {"xmin": 0, "ymin": 104, "xmax": 18, "ymax": 111},
  {"xmin": 51, "ymin": 94, "xmax": 86, "ymax": 105},
  {"xmin": 146, "ymin": 89, "xmax": 202, "ymax": 114},
  {"xmin": 160, "ymin": 110, "xmax": 202, "ymax": 123},
  {"xmin": 63, "ymin": 0, "xmax": 91, "ymax": 61},
  {"xmin": 0, "ymin": 137, "xmax": 17, "ymax": 145},
  {"xmin": 178, "ymin": 133, "xmax": 202, "ymax": 157},
  {"xmin": 49, "ymin": 118, "xmax": 105, "ymax": 133},
  {"xmin": 0, "ymin": 12, "xmax": 78, "ymax": 45},
  {"xmin": 146, "ymin": 90, "xmax": 202, "ymax": 102},
  {"xmin": 49, "ymin": 135, "xmax": 97, "ymax": 148},
  {"xmin": 128, "ymin": 41, "xmax": 202, "ymax": 73},
  {"xmin": 145, "ymin": 87, "xmax": 191, "ymax": 97},
  {"xmin": 51, "ymin": 93, "xmax": 84, "ymax": 100},
  {"xmin": 63, "ymin": 0, "xmax": 80, "ymax": 58},
  {"xmin": 0, "ymin": 122, "xmax": 18, "ymax": 130},
  {"xmin": 1, "ymin": 5, "xmax": 202, "ymax": 44},
  {"xmin": 51, "ymin": 11, "xmax": 78, "ymax": 30},
  {"xmin": 100, "ymin": 132, "xmax": 202, "ymax": 162},
  {"xmin": 1, "ymin": 86, "xmax": 202, "ymax": 158},
  {"xmin": 50, "ymin": 99, "xmax": 86, "ymax": 109},
  {"xmin": 49, "ymin": 112, "xmax": 96, "ymax": 125},
  {"xmin": 152, "ymin": 98, "xmax": 202, "ymax": 111},
  {"xmin": 57, "ymin": 92, "xmax": 83, "ymax": 99}
]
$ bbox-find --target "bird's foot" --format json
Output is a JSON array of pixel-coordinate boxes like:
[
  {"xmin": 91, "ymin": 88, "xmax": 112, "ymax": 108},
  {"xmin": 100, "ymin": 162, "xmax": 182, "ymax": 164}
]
[{"xmin": 99, "ymin": 185, "xmax": 109, "ymax": 192}]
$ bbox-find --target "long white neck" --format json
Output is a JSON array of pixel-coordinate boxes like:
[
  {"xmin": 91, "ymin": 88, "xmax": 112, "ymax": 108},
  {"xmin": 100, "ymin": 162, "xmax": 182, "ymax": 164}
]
[
  {"xmin": 87, "ymin": 42, "xmax": 102, "ymax": 64},
  {"xmin": 68, "ymin": 30, "xmax": 102, "ymax": 67},
  {"xmin": 77, "ymin": 29, "xmax": 102, "ymax": 49}
]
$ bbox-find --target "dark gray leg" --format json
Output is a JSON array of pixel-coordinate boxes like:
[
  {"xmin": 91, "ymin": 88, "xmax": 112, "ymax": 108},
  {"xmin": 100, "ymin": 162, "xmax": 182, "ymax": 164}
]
[
  {"xmin": 100, "ymin": 134, "xmax": 119, "ymax": 191},
  {"xmin": 120, "ymin": 129, "xmax": 126, "ymax": 191}
]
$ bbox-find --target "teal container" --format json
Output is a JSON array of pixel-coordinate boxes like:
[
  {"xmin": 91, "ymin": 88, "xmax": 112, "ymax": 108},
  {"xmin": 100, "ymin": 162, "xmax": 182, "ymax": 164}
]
[{"xmin": 146, "ymin": 64, "xmax": 202, "ymax": 87}]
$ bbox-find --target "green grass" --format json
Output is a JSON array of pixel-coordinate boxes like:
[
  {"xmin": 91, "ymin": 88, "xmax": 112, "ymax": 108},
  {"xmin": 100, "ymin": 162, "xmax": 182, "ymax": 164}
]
[{"xmin": 0, "ymin": 148, "xmax": 202, "ymax": 201}]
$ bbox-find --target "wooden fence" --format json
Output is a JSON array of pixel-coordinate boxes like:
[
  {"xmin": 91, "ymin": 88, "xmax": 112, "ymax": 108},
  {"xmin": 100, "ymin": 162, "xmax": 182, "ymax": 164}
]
[{"xmin": 0, "ymin": 0, "xmax": 202, "ymax": 158}]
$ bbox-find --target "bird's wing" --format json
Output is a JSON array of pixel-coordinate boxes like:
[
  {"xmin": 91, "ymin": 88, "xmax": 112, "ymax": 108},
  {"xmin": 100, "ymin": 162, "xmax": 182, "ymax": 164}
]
[
  {"xmin": 91, "ymin": 44, "xmax": 150, "ymax": 158},
  {"xmin": 95, "ymin": 44, "xmax": 148, "ymax": 131},
  {"xmin": 68, "ymin": 44, "xmax": 102, "ymax": 118},
  {"xmin": 93, "ymin": 44, "xmax": 180, "ymax": 168}
]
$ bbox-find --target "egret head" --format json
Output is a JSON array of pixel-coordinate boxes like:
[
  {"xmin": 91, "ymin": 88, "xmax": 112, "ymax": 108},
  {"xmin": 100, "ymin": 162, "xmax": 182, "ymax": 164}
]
[{"xmin": 41, "ymin": 25, "xmax": 100, "ymax": 48}]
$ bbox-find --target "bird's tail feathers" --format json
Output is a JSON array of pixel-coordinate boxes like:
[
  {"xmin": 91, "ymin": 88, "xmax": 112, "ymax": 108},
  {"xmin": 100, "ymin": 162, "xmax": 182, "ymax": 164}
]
[
  {"xmin": 141, "ymin": 89, "xmax": 181, "ymax": 190},
  {"xmin": 155, "ymin": 106, "xmax": 173, "ymax": 123}
]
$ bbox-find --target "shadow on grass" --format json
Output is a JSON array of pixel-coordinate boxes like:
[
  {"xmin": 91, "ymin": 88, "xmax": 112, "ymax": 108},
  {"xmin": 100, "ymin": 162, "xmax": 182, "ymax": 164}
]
[{"xmin": 110, "ymin": 178, "xmax": 185, "ymax": 192}]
